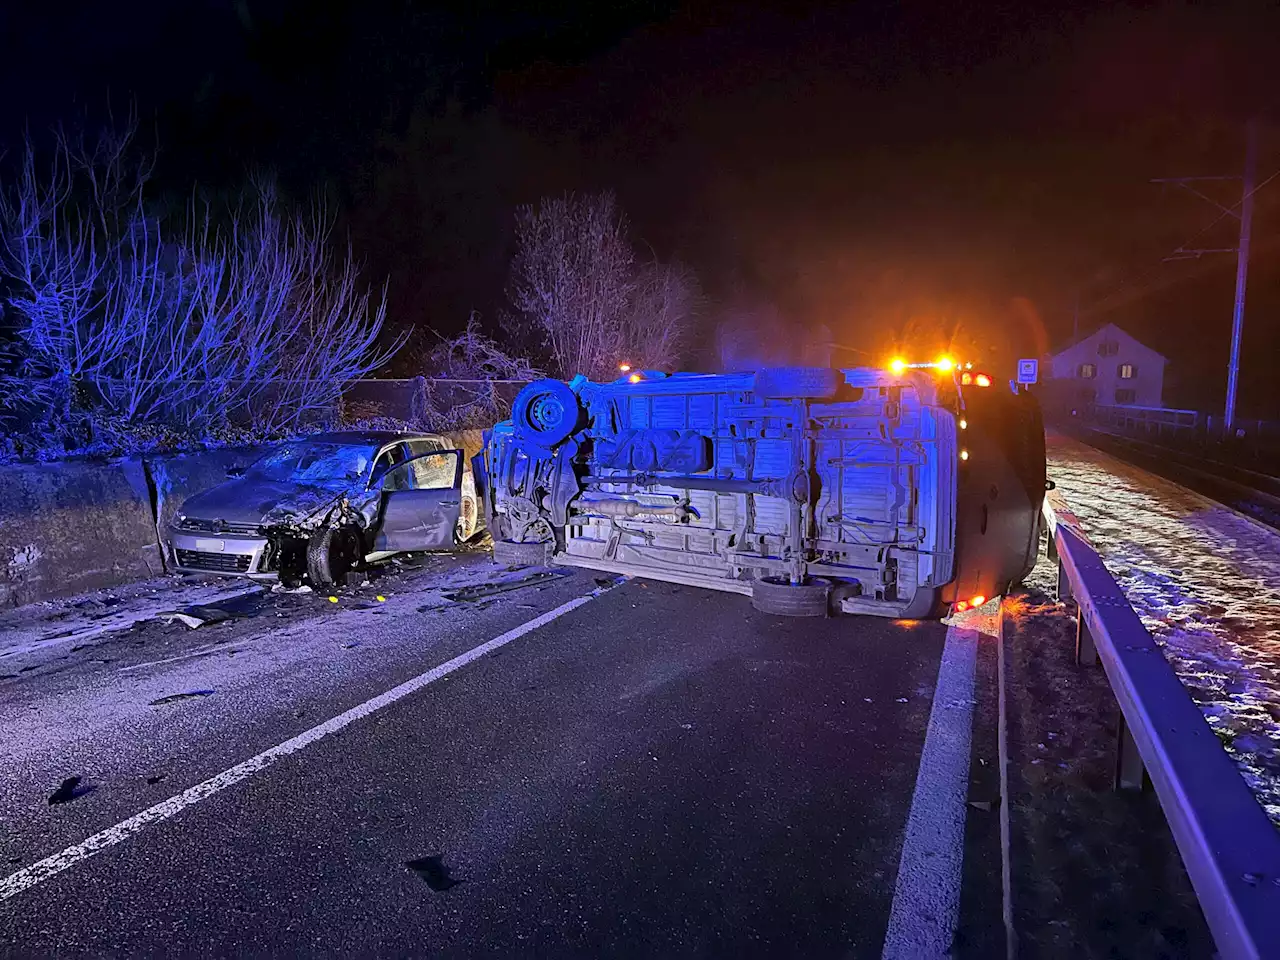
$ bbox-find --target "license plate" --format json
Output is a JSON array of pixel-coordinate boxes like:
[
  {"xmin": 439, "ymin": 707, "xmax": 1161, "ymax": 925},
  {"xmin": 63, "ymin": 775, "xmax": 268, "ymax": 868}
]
[{"xmin": 193, "ymin": 538, "xmax": 226, "ymax": 552}]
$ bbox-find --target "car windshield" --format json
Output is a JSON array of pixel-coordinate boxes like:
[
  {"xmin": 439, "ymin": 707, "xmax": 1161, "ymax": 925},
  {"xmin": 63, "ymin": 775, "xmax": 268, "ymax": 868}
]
[{"xmin": 248, "ymin": 442, "xmax": 376, "ymax": 485}]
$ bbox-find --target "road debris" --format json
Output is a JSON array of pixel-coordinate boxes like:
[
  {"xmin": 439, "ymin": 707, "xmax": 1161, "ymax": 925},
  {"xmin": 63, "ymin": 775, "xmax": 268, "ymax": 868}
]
[
  {"xmin": 271, "ymin": 583, "xmax": 312, "ymax": 595},
  {"xmin": 441, "ymin": 570, "xmax": 568, "ymax": 602},
  {"xmin": 404, "ymin": 855, "xmax": 462, "ymax": 891},
  {"xmin": 149, "ymin": 690, "xmax": 215, "ymax": 706},
  {"xmin": 48, "ymin": 776, "xmax": 86, "ymax": 805}
]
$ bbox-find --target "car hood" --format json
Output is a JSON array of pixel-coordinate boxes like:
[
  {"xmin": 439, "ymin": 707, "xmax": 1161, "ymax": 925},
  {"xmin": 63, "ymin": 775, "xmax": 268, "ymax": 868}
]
[{"xmin": 177, "ymin": 477, "xmax": 355, "ymax": 528}]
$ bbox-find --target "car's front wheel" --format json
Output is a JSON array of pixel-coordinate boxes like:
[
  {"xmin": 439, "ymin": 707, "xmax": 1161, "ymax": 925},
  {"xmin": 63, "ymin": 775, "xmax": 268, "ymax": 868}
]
[
  {"xmin": 306, "ymin": 525, "xmax": 362, "ymax": 589},
  {"xmin": 456, "ymin": 494, "xmax": 479, "ymax": 544}
]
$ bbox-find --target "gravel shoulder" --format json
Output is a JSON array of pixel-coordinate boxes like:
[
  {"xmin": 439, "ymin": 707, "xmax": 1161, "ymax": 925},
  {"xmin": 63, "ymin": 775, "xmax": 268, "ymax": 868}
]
[{"xmin": 1001, "ymin": 557, "xmax": 1212, "ymax": 959}]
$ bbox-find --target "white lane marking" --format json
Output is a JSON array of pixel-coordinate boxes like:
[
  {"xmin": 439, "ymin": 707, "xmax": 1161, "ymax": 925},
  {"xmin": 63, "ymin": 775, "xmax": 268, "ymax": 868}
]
[
  {"xmin": 996, "ymin": 606, "xmax": 1017, "ymax": 960},
  {"xmin": 881, "ymin": 624, "xmax": 979, "ymax": 959},
  {"xmin": 0, "ymin": 591, "xmax": 603, "ymax": 904}
]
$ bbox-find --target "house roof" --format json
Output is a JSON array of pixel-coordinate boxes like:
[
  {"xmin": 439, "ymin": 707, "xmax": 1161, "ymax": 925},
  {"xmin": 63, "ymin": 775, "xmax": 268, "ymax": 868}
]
[{"xmin": 1049, "ymin": 322, "xmax": 1166, "ymax": 361}]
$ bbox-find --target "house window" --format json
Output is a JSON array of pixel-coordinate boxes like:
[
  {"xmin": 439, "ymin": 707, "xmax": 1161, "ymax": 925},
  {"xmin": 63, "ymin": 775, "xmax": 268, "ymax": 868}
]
[
  {"xmin": 1118, "ymin": 363, "xmax": 1136, "ymax": 379},
  {"xmin": 1078, "ymin": 363, "xmax": 1096, "ymax": 379},
  {"xmin": 1115, "ymin": 388, "xmax": 1136, "ymax": 404},
  {"xmin": 1097, "ymin": 341, "xmax": 1119, "ymax": 357}
]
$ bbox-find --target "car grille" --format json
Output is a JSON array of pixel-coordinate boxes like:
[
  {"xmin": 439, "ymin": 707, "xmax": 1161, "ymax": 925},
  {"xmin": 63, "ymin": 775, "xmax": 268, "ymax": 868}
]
[
  {"xmin": 175, "ymin": 550, "xmax": 253, "ymax": 574},
  {"xmin": 177, "ymin": 517, "xmax": 262, "ymax": 536}
]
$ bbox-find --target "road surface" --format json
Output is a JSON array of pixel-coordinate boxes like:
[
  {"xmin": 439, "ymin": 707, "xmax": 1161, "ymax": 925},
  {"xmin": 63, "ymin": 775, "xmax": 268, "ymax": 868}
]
[{"xmin": 0, "ymin": 551, "xmax": 1002, "ymax": 957}]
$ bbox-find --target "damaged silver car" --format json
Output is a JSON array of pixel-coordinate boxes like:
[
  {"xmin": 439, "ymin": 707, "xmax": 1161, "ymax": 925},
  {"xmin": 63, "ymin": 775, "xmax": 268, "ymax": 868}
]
[{"xmin": 169, "ymin": 431, "xmax": 482, "ymax": 588}]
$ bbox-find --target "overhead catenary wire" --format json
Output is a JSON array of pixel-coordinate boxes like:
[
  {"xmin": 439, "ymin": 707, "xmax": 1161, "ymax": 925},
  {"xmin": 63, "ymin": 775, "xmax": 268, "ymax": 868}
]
[{"xmin": 1082, "ymin": 163, "xmax": 1280, "ymax": 321}]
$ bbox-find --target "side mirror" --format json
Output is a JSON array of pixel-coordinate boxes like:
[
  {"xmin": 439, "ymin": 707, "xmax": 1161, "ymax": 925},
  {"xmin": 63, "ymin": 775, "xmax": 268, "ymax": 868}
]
[{"xmin": 226, "ymin": 465, "xmax": 246, "ymax": 478}]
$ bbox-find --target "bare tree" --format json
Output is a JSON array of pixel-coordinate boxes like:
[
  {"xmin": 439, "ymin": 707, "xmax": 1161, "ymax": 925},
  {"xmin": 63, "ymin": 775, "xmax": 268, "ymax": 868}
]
[
  {"xmin": 0, "ymin": 123, "xmax": 401, "ymax": 452},
  {"xmin": 0, "ymin": 121, "xmax": 147, "ymax": 435},
  {"xmin": 506, "ymin": 191, "xmax": 634, "ymax": 380},
  {"xmin": 216, "ymin": 185, "xmax": 403, "ymax": 434},
  {"xmin": 623, "ymin": 260, "xmax": 699, "ymax": 371}
]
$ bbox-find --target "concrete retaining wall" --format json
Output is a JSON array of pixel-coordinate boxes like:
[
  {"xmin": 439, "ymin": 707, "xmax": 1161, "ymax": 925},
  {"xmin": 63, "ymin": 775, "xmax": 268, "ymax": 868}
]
[
  {"xmin": 0, "ymin": 429, "xmax": 495, "ymax": 609},
  {"xmin": 0, "ymin": 459, "xmax": 162, "ymax": 608}
]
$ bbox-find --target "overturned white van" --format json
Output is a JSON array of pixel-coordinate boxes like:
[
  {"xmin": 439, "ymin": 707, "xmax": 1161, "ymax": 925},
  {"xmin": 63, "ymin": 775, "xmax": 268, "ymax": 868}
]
[{"xmin": 483, "ymin": 365, "xmax": 1044, "ymax": 619}]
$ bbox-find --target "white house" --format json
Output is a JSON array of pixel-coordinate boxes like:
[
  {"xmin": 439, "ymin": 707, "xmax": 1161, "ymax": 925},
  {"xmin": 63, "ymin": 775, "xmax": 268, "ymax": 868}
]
[{"xmin": 1047, "ymin": 322, "xmax": 1167, "ymax": 409}]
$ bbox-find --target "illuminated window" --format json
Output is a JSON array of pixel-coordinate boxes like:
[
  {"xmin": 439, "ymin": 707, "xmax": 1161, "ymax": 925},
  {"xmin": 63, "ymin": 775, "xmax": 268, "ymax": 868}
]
[
  {"xmin": 1118, "ymin": 363, "xmax": 1136, "ymax": 379},
  {"xmin": 1097, "ymin": 341, "xmax": 1119, "ymax": 357},
  {"xmin": 1115, "ymin": 388, "xmax": 1136, "ymax": 404},
  {"xmin": 1078, "ymin": 363, "xmax": 1096, "ymax": 379}
]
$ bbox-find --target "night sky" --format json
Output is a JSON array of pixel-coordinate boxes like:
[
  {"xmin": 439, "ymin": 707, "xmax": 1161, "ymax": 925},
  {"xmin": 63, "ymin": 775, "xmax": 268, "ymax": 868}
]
[{"xmin": 3, "ymin": 0, "xmax": 1279, "ymax": 413}]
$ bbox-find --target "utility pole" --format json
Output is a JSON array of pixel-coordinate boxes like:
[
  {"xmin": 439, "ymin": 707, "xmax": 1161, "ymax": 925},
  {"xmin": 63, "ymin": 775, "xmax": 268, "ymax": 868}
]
[
  {"xmin": 1152, "ymin": 120, "xmax": 1259, "ymax": 432},
  {"xmin": 1225, "ymin": 121, "xmax": 1258, "ymax": 431}
]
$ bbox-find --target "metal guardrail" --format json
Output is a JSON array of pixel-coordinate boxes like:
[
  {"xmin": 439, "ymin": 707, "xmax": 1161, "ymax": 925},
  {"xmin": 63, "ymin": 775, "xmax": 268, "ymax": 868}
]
[
  {"xmin": 1083, "ymin": 404, "xmax": 1280, "ymax": 452},
  {"xmin": 1087, "ymin": 403, "xmax": 1201, "ymax": 436},
  {"xmin": 1040, "ymin": 492, "xmax": 1280, "ymax": 959}
]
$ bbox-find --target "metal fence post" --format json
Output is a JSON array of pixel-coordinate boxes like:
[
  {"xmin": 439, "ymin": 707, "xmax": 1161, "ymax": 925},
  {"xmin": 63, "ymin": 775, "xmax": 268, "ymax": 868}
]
[
  {"xmin": 1075, "ymin": 606, "xmax": 1096, "ymax": 666},
  {"xmin": 1115, "ymin": 716, "xmax": 1146, "ymax": 791}
]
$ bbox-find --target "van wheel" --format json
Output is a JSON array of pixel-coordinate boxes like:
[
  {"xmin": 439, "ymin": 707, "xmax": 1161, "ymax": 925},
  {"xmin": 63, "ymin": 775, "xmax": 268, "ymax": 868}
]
[
  {"xmin": 307, "ymin": 525, "xmax": 361, "ymax": 589},
  {"xmin": 751, "ymin": 576, "xmax": 831, "ymax": 617},
  {"xmin": 754, "ymin": 367, "xmax": 841, "ymax": 400},
  {"xmin": 511, "ymin": 379, "xmax": 583, "ymax": 449}
]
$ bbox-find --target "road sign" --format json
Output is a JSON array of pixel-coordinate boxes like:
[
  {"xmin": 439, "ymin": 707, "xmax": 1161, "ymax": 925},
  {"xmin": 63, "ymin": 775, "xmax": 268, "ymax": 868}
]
[{"xmin": 1016, "ymin": 358, "xmax": 1039, "ymax": 384}]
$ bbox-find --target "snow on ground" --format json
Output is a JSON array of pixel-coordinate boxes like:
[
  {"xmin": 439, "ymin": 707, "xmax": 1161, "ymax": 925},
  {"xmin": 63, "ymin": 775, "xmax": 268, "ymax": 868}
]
[{"xmin": 1047, "ymin": 432, "xmax": 1280, "ymax": 821}]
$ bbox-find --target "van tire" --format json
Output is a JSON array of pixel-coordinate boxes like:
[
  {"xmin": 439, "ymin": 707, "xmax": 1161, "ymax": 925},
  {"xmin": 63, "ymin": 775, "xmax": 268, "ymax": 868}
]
[
  {"xmin": 511, "ymin": 379, "xmax": 583, "ymax": 449},
  {"xmin": 492, "ymin": 539, "xmax": 552, "ymax": 567},
  {"xmin": 751, "ymin": 576, "xmax": 831, "ymax": 616},
  {"xmin": 754, "ymin": 367, "xmax": 841, "ymax": 400}
]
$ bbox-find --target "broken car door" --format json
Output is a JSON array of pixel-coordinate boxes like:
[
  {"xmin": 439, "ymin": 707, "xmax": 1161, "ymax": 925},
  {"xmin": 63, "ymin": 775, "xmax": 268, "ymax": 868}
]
[{"xmin": 372, "ymin": 450, "xmax": 464, "ymax": 552}]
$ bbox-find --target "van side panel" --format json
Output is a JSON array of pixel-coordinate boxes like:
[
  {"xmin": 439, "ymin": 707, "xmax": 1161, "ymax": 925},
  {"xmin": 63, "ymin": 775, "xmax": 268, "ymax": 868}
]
[{"xmin": 480, "ymin": 369, "xmax": 956, "ymax": 619}]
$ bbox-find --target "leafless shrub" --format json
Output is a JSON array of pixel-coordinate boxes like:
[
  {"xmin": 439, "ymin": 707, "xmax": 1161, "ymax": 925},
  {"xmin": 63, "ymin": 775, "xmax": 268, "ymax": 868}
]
[
  {"xmin": 420, "ymin": 313, "xmax": 540, "ymax": 429},
  {"xmin": 0, "ymin": 122, "xmax": 400, "ymax": 455}
]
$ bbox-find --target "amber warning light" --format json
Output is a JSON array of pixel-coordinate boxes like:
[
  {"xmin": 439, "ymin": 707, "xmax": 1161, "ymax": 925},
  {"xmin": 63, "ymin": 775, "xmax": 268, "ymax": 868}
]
[
  {"xmin": 953, "ymin": 595, "xmax": 987, "ymax": 613},
  {"xmin": 888, "ymin": 357, "xmax": 956, "ymax": 375}
]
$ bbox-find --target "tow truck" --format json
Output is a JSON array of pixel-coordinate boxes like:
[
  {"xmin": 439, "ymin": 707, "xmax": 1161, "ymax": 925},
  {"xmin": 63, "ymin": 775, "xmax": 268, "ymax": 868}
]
[{"xmin": 481, "ymin": 361, "xmax": 1046, "ymax": 619}]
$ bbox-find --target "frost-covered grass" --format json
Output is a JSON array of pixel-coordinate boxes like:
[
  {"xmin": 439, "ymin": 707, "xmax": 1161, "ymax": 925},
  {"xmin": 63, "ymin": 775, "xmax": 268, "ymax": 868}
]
[{"xmin": 1047, "ymin": 433, "xmax": 1280, "ymax": 823}]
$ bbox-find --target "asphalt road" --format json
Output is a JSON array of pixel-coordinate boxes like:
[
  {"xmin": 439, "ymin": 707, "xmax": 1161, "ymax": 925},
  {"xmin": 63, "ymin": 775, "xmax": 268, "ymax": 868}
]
[{"xmin": 0, "ymin": 553, "xmax": 1001, "ymax": 957}]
